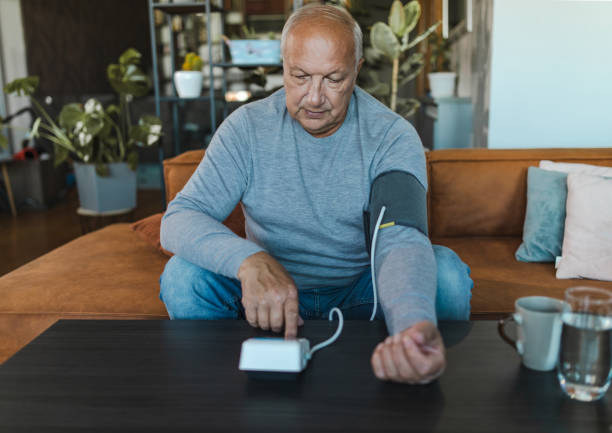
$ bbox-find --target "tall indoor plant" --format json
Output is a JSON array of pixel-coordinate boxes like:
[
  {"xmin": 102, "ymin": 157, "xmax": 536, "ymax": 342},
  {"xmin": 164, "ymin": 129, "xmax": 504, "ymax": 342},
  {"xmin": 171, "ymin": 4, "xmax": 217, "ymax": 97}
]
[
  {"xmin": 364, "ymin": 0, "xmax": 439, "ymax": 118},
  {"xmin": 3, "ymin": 48, "xmax": 161, "ymax": 212}
]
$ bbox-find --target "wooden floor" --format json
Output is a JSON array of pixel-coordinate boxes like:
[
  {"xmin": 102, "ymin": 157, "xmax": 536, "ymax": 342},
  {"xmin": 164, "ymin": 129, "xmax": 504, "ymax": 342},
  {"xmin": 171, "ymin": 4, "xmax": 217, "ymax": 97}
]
[{"xmin": 0, "ymin": 188, "xmax": 164, "ymax": 277}]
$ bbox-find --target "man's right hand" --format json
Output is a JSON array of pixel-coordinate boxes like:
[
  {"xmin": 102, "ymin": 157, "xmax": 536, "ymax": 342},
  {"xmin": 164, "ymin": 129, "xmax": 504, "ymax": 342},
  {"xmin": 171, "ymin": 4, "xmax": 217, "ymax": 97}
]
[{"xmin": 237, "ymin": 252, "xmax": 303, "ymax": 338}]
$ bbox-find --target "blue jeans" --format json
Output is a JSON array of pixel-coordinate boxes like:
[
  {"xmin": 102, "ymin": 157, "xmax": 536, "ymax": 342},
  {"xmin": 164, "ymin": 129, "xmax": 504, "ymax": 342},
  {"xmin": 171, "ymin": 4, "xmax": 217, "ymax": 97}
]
[{"xmin": 160, "ymin": 245, "xmax": 473, "ymax": 322}]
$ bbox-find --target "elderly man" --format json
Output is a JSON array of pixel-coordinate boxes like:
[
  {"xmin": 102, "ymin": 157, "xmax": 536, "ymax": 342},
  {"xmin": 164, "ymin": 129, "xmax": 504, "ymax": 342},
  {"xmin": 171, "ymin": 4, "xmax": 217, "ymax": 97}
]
[{"xmin": 160, "ymin": 5, "xmax": 472, "ymax": 384}]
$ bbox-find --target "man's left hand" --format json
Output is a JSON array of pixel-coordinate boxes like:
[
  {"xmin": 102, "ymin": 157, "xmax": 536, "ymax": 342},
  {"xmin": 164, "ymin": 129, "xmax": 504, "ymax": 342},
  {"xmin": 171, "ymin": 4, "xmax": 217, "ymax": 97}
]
[{"xmin": 371, "ymin": 321, "xmax": 446, "ymax": 384}]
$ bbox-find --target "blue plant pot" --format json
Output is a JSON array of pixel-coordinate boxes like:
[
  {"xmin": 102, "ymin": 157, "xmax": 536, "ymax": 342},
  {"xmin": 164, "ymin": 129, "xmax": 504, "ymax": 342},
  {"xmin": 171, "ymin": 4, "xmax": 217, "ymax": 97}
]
[{"xmin": 73, "ymin": 162, "xmax": 137, "ymax": 213}]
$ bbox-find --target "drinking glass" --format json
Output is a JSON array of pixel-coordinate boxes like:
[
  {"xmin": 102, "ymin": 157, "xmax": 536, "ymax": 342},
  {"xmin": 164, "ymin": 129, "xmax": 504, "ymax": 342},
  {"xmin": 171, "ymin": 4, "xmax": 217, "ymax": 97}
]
[{"xmin": 557, "ymin": 286, "xmax": 612, "ymax": 402}]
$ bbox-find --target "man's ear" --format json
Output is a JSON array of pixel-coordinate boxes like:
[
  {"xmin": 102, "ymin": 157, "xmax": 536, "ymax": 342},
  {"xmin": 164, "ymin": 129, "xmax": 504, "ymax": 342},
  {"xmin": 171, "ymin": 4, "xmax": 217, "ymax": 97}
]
[{"xmin": 356, "ymin": 57, "xmax": 364, "ymax": 75}]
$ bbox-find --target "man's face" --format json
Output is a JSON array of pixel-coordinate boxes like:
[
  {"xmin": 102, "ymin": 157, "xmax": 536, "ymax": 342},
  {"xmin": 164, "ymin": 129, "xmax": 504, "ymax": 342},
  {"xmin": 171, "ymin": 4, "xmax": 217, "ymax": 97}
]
[{"xmin": 283, "ymin": 22, "xmax": 363, "ymax": 138}]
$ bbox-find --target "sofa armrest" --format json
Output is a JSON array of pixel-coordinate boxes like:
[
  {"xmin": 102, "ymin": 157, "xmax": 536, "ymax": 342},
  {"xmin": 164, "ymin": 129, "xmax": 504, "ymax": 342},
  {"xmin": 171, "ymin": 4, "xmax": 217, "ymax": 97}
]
[{"xmin": 163, "ymin": 149, "xmax": 205, "ymax": 204}]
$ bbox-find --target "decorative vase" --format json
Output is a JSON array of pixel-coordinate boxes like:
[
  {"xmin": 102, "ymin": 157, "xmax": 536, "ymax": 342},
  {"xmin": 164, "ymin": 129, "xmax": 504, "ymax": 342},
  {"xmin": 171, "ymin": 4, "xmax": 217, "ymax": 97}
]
[
  {"xmin": 173, "ymin": 70, "xmax": 203, "ymax": 98},
  {"xmin": 428, "ymin": 72, "xmax": 457, "ymax": 99},
  {"xmin": 73, "ymin": 162, "xmax": 136, "ymax": 213}
]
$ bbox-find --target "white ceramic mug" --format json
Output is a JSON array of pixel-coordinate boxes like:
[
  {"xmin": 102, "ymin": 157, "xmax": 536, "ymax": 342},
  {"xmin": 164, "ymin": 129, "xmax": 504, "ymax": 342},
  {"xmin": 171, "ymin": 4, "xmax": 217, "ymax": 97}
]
[{"xmin": 498, "ymin": 296, "xmax": 567, "ymax": 371}]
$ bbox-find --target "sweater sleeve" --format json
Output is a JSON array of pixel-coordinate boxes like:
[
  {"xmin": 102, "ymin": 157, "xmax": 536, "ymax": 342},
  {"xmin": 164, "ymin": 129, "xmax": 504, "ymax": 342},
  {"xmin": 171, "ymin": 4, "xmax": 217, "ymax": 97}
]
[
  {"xmin": 160, "ymin": 109, "xmax": 265, "ymax": 278},
  {"xmin": 369, "ymin": 117, "xmax": 436, "ymax": 334},
  {"xmin": 374, "ymin": 224, "xmax": 437, "ymax": 335}
]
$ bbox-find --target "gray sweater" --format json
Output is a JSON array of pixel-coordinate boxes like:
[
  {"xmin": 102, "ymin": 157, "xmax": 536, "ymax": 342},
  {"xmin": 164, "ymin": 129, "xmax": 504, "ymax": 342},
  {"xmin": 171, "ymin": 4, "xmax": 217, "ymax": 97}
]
[{"xmin": 160, "ymin": 87, "xmax": 436, "ymax": 333}]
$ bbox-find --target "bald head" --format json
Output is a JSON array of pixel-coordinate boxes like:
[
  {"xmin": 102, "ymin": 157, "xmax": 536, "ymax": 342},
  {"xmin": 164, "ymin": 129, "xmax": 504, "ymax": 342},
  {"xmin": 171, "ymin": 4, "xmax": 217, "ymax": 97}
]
[
  {"xmin": 281, "ymin": 4, "xmax": 362, "ymax": 72},
  {"xmin": 281, "ymin": 6, "xmax": 364, "ymax": 138}
]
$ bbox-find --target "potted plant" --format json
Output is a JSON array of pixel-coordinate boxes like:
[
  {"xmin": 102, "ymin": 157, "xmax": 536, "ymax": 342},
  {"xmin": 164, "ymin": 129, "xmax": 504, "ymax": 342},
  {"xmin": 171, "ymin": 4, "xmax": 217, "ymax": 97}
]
[
  {"xmin": 365, "ymin": 0, "xmax": 440, "ymax": 118},
  {"xmin": 427, "ymin": 32, "xmax": 456, "ymax": 99},
  {"xmin": 174, "ymin": 52, "xmax": 204, "ymax": 98},
  {"xmin": 2, "ymin": 48, "xmax": 162, "ymax": 213}
]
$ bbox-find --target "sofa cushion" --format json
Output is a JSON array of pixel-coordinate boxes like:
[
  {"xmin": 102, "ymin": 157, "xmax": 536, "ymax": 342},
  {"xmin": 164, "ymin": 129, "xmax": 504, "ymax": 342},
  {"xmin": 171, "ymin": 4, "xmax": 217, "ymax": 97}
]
[
  {"xmin": 130, "ymin": 207, "xmax": 247, "ymax": 256},
  {"xmin": 540, "ymin": 160, "xmax": 612, "ymax": 177},
  {"xmin": 516, "ymin": 161, "xmax": 612, "ymax": 263},
  {"xmin": 515, "ymin": 167, "xmax": 568, "ymax": 262},
  {"xmin": 433, "ymin": 236, "xmax": 612, "ymax": 318},
  {"xmin": 131, "ymin": 213, "xmax": 173, "ymax": 256},
  {"xmin": 556, "ymin": 173, "xmax": 612, "ymax": 281},
  {"xmin": 1, "ymin": 224, "xmax": 169, "ymax": 317}
]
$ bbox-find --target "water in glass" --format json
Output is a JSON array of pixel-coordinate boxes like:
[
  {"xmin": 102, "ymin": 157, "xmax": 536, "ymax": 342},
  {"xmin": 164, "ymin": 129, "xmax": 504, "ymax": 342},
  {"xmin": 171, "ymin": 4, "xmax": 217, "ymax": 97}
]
[{"xmin": 558, "ymin": 311, "xmax": 612, "ymax": 401}]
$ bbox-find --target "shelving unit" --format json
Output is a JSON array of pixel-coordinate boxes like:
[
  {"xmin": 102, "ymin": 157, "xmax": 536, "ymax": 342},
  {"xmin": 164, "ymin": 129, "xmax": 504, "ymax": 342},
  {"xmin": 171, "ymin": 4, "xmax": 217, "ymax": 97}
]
[
  {"xmin": 148, "ymin": 1, "xmax": 222, "ymax": 156},
  {"xmin": 147, "ymin": 0, "xmax": 282, "ymax": 205}
]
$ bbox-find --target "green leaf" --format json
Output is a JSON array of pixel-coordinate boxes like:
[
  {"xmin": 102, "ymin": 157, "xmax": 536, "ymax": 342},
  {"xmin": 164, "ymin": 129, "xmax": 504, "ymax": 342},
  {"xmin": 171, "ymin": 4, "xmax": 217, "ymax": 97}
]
[
  {"xmin": 129, "ymin": 125, "xmax": 147, "ymax": 144},
  {"xmin": 130, "ymin": 115, "xmax": 162, "ymax": 147},
  {"xmin": 363, "ymin": 47, "xmax": 383, "ymax": 64},
  {"xmin": 107, "ymin": 63, "xmax": 150, "ymax": 97},
  {"xmin": 127, "ymin": 150, "xmax": 138, "ymax": 171},
  {"xmin": 54, "ymin": 144, "xmax": 69, "ymax": 166},
  {"xmin": 371, "ymin": 22, "xmax": 400, "ymax": 60},
  {"xmin": 0, "ymin": 133, "xmax": 7, "ymax": 149},
  {"xmin": 406, "ymin": 21, "xmax": 440, "ymax": 50},
  {"xmin": 183, "ymin": 52, "xmax": 203, "ymax": 71},
  {"xmin": 95, "ymin": 163, "xmax": 110, "ymax": 177},
  {"xmin": 84, "ymin": 114, "xmax": 105, "ymax": 137},
  {"xmin": 397, "ymin": 98, "xmax": 420, "ymax": 118},
  {"xmin": 30, "ymin": 117, "xmax": 42, "ymax": 139},
  {"xmin": 98, "ymin": 116, "xmax": 113, "ymax": 139},
  {"xmin": 140, "ymin": 114, "xmax": 161, "ymax": 126},
  {"xmin": 119, "ymin": 48, "xmax": 142, "ymax": 66},
  {"xmin": 107, "ymin": 64, "xmax": 123, "ymax": 95},
  {"xmin": 30, "ymin": 98, "xmax": 58, "ymax": 129},
  {"xmin": 429, "ymin": 30, "xmax": 452, "ymax": 71},
  {"xmin": 388, "ymin": 0, "xmax": 406, "ymax": 37},
  {"xmin": 400, "ymin": 52, "xmax": 424, "ymax": 74},
  {"xmin": 367, "ymin": 69, "xmax": 381, "ymax": 82},
  {"xmin": 39, "ymin": 130, "xmax": 74, "ymax": 151},
  {"xmin": 59, "ymin": 103, "xmax": 84, "ymax": 131},
  {"xmin": 3, "ymin": 76, "xmax": 39, "ymax": 96},
  {"xmin": 403, "ymin": 1, "xmax": 421, "ymax": 35},
  {"xmin": 106, "ymin": 104, "xmax": 120, "ymax": 116},
  {"xmin": 364, "ymin": 82, "xmax": 390, "ymax": 97},
  {"xmin": 399, "ymin": 62, "xmax": 424, "ymax": 86}
]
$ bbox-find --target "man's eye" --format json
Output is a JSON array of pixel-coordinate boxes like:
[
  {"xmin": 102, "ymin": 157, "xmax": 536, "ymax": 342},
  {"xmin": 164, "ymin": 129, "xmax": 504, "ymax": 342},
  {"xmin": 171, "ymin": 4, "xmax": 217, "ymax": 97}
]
[
  {"xmin": 295, "ymin": 75, "xmax": 307, "ymax": 80},
  {"xmin": 327, "ymin": 77, "xmax": 341, "ymax": 84}
]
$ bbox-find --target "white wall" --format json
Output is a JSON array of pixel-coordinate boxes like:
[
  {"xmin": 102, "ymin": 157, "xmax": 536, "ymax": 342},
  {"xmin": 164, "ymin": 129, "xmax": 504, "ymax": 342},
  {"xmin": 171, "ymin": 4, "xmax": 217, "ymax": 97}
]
[
  {"xmin": 488, "ymin": 0, "xmax": 612, "ymax": 149},
  {"xmin": 0, "ymin": 0, "xmax": 28, "ymax": 155}
]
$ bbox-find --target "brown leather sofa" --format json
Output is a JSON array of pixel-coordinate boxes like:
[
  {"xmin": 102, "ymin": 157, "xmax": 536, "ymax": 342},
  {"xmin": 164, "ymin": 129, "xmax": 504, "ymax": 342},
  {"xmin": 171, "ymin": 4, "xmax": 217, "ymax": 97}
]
[{"xmin": 2, "ymin": 147, "xmax": 612, "ymax": 364}]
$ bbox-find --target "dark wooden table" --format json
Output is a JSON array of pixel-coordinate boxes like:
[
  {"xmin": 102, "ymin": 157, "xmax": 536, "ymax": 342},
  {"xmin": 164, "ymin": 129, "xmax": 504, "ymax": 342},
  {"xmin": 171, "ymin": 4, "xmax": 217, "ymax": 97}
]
[{"xmin": 0, "ymin": 320, "xmax": 610, "ymax": 432}]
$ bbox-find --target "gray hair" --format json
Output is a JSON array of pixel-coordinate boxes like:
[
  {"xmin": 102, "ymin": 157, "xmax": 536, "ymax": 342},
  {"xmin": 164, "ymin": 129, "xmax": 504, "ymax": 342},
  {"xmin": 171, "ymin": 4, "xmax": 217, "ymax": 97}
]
[{"xmin": 280, "ymin": 4, "xmax": 363, "ymax": 71}]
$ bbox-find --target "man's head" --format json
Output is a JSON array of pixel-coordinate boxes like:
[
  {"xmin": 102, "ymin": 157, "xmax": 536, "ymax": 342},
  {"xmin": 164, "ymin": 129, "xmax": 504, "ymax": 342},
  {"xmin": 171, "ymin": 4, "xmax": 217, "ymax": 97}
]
[{"xmin": 281, "ymin": 5, "xmax": 363, "ymax": 138}]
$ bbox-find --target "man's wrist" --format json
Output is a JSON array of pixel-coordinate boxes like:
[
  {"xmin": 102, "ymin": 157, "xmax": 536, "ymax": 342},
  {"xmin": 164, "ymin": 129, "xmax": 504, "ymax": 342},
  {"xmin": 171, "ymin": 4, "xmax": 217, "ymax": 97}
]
[
  {"xmin": 237, "ymin": 251, "xmax": 268, "ymax": 281},
  {"xmin": 384, "ymin": 306, "xmax": 437, "ymax": 336}
]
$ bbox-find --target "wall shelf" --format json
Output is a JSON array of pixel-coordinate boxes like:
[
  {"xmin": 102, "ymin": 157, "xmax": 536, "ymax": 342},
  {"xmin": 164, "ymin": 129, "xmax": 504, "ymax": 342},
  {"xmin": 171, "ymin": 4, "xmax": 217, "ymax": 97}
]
[
  {"xmin": 148, "ymin": 0, "xmax": 284, "ymax": 207},
  {"xmin": 152, "ymin": 2, "xmax": 222, "ymax": 14}
]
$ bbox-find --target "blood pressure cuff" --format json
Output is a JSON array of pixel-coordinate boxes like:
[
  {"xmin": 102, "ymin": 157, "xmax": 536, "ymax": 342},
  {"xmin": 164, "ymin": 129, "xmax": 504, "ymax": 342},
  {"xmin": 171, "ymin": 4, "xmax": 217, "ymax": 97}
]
[{"xmin": 363, "ymin": 170, "xmax": 428, "ymax": 254}]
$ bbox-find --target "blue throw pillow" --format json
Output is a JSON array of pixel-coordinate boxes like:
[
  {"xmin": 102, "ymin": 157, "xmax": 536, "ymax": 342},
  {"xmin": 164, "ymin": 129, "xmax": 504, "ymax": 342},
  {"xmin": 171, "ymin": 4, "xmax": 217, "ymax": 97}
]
[{"xmin": 515, "ymin": 167, "xmax": 568, "ymax": 262}]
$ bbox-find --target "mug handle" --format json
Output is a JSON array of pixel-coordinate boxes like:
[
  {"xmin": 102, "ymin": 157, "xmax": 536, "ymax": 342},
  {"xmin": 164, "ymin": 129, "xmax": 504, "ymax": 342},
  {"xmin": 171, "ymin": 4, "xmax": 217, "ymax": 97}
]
[{"xmin": 498, "ymin": 314, "xmax": 522, "ymax": 354}]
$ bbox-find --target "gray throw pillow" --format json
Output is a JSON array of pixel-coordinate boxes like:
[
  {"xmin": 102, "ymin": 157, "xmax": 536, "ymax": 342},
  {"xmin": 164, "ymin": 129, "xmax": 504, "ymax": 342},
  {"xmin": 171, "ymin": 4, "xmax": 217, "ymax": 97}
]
[{"xmin": 515, "ymin": 167, "xmax": 568, "ymax": 262}]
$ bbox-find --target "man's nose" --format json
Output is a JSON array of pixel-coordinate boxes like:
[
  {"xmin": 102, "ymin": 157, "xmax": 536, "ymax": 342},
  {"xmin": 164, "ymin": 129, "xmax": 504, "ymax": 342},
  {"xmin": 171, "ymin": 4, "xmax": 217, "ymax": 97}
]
[{"xmin": 307, "ymin": 78, "xmax": 324, "ymax": 107}]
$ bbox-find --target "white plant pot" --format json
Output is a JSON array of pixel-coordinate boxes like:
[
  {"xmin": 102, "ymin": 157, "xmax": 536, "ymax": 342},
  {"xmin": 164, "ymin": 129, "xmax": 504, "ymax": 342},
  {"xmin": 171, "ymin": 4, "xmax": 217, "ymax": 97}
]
[
  {"xmin": 428, "ymin": 72, "xmax": 457, "ymax": 99},
  {"xmin": 173, "ymin": 70, "xmax": 203, "ymax": 98},
  {"xmin": 73, "ymin": 162, "xmax": 136, "ymax": 213}
]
